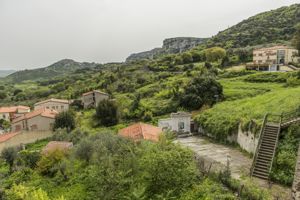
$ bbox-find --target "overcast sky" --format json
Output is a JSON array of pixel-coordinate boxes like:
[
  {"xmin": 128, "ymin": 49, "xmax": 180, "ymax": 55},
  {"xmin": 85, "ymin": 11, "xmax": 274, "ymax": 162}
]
[{"xmin": 0, "ymin": 0, "xmax": 299, "ymax": 70}]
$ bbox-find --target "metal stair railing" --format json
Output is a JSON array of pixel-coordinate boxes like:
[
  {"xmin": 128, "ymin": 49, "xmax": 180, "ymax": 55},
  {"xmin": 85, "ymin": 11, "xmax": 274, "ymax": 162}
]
[
  {"xmin": 267, "ymin": 113, "xmax": 282, "ymax": 181},
  {"xmin": 250, "ymin": 113, "xmax": 268, "ymax": 177}
]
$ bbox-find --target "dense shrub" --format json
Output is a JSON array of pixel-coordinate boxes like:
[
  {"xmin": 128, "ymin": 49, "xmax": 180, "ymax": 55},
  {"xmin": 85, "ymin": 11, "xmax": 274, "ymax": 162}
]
[
  {"xmin": 270, "ymin": 125, "xmax": 300, "ymax": 186},
  {"xmin": 53, "ymin": 111, "xmax": 76, "ymax": 131},
  {"xmin": 179, "ymin": 76, "xmax": 223, "ymax": 110},
  {"xmin": 95, "ymin": 99, "xmax": 119, "ymax": 126}
]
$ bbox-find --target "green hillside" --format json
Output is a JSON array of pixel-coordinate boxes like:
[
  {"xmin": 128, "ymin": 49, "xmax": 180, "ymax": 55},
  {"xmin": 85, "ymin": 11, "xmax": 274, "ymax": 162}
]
[
  {"xmin": 5, "ymin": 59, "xmax": 98, "ymax": 83},
  {"xmin": 208, "ymin": 4, "xmax": 300, "ymax": 48}
]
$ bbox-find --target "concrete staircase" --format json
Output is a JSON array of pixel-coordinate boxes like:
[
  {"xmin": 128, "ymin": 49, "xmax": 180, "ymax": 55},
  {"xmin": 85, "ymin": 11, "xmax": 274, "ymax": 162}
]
[
  {"xmin": 251, "ymin": 108, "xmax": 300, "ymax": 180},
  {"xmin": 251, "ymin": 123, "xmax": 280, "ymax": 180}
]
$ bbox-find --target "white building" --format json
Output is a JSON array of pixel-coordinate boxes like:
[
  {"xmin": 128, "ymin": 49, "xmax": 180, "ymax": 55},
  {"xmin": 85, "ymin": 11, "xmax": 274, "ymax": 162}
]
[
  {"xmin": 34, "ymin": 98, "xmax": 71, "ymax": 113},
  {"xmin": 158, "ymin": 112, "xmax": 192, "ymax": 133},
  {"xmin": 0, "ymin": 106, "xmax": 30, "ymax": 122}
]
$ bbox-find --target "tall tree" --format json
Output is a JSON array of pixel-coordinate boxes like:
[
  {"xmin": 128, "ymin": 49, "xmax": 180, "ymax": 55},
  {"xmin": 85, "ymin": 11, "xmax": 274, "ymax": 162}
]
[
  {"xmin": 292, "ymin": 25, "xmax": 300, "ymax": 53},
  {"xmin": 95, "ymin": 99, "xmax": 119, "ymax": 126},
  {"xmin": 53, "ymin": 111, "xmax": 76, "ymax": 131}
]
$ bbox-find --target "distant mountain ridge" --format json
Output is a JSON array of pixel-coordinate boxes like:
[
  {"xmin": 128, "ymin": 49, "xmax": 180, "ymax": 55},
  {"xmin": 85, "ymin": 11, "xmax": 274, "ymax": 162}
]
[
  {"xmin": 126, "ymin": 37, "xmax": 209, "ymax": 62},
  {"xmin": 5, "ymin": 59, "xmax": 97, "ymax": 82},
  {"xmin": 0, "ymin": 70, "xmax": 16, "ymax": 78}
]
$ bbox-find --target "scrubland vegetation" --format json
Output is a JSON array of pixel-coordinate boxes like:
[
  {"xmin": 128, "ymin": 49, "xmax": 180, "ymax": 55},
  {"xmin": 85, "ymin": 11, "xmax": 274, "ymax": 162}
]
[{"xmin": 0, "ymin": 3, "xmax": 300, "ymax": 199}]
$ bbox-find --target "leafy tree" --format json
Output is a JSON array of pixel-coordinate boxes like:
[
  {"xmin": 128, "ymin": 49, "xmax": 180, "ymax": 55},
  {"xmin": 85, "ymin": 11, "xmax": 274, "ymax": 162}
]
[
  {"xmin": 221, "ymin": 56, "xmax": 230, "ymax": 67},
  {"xmin": 5, "ymin": 184, "xmax": 64, "ymax": 200},
  {"xmin": 140, "ymin": 143, "xmax": 198, "ymax": 198},
  {"xmin": 205, "ymin": 47, "xmax": 226, "ymax": 62},
  {"xmin": 190, "ymin": 50, "xmax": 205, "ymax": 62},
  {"xmin": 74, "ymin": 139, "xmax": 94, "ymax": 163},
  {"xmin": 0, "ymin": 91, "xmax": 7, "ymax": 100},
  {"xmin": 53, "ymin": 111, "xmax": 76, "ymax": 131},
  {"xmin": 292, "ymin": 24, "xmax": 300, "ymax": 52},
  {"xmin": 13, "ymin": 89, "xmax": 23, "ymax": 96},
  {"xmin": 37, "ymin": 149, "xmax": 66, "ymax": 177},
  {"xmin": 174, "ymin": 55, "xmax": 183, "ymax": 65},
  {"xmin": 95, "ymin": 99, "xmax": 119, "ymax": 126},
  {"xmin": 70, "ymin": 99, "xmax": 84, "ymax": 111},
  {"xmin": 17, "ymin": 150, "xmax": 41, "ymax": 169},
  {"xmin": 179, "ymin": 76, "xmax": 223, "ymax": 110},
  {"xmin": 181, "ymin": 52, "xmax": 193, "ymax": 64},
  {"xmin": 1, "ymin": 147, "xmax": 18, "ymax": 172}
]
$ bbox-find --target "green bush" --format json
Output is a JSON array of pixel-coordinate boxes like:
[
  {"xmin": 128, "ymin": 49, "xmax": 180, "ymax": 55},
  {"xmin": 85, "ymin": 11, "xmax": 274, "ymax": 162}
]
[
  {"xmin": 179, "ymin": 76, "xmax": 223, "ymax": 110},
  {"xmin": 53, "ymin": 111, "xmax": 76, "ymax": 131},
  {"xmin": 95, "ymin": 99, "xmax": 119, "ymax": 126}
]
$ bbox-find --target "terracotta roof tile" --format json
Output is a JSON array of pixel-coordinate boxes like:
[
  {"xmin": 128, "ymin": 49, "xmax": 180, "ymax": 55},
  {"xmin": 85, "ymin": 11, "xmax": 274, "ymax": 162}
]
[
  {"xmin": 12, "ymin": 108, "xmax": 58, "ymax": 123},
  {"xmin": 118, "ymin": 123, "xmax": 162, "ymax": 142},
  {"xmin": 0, "ymin": 106, "xmax": 30, "ymax": 113},
  {"xmin": 0, "ymin": 132, "xmax": 19, "ymax": 143}
]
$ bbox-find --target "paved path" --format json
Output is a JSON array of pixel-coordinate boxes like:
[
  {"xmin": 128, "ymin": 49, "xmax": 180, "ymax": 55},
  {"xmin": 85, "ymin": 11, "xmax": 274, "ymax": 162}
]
[
  {"xmin": 176, "ymin": 136, "xmax": 251, "ymax": 179},
  {"xmin": 176, "ymin": 136, "xmax": 291, "ymax": 199}
]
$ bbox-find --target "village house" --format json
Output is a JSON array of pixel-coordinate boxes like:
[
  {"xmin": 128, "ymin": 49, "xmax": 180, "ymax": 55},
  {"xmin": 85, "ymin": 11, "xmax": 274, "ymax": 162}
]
[
  {"xmin": 158, "ymin": 112, "xmax": 192, "ymax": 133},
  {"xmin": 0, "ymin": 106, "xmax": 30, "ymax": 122},
  {"xmin": 118, "ymin": 122, "xmax": 162, "ymax": 142},
  {"xmin": 11, "ymin": 108, "xmax": 58, "ymax": 132},
  {"xmin": 34, "ymin": 98, "xmax": 71, "ymax": 113},
  {"xmin": 246, "ymin": 45, "xmax": 299, "ymax": 71},
  {"xmin": 82, "ymin": 90, "xmax": 109, "ymax": 109},
  {"xmin": 42, "ymin": 141, "xmax": 73, "ymax": 154}
]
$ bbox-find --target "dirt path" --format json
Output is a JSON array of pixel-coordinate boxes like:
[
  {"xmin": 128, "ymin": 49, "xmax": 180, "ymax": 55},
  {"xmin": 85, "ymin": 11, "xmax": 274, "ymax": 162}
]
[{"xmin": 176, "ymin": 136, "xmax": 291, "ymax": 199}]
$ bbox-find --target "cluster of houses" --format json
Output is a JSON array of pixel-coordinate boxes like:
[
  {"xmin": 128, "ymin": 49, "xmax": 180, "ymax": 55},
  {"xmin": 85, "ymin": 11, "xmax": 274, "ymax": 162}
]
[
  {"xmin": 246, "ymin": 45, "xmax": 300, "ymax": 72},
  {"xmin": 0, "ymin": 90, "xmax": 110, "ymax": 134}
]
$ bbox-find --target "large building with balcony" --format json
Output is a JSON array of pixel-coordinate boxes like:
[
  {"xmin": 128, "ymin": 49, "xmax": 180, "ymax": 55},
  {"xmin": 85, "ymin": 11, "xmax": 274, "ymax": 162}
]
[{"xmin": 247, "ymin": 45, "xmax": 299, "ymax": 71}]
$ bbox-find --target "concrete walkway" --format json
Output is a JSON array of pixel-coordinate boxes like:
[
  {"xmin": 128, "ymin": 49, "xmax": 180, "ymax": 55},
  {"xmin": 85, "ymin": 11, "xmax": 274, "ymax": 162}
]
[{"xmin": 176, "ymin": 136, "xmax": 291, "ymax": 199}]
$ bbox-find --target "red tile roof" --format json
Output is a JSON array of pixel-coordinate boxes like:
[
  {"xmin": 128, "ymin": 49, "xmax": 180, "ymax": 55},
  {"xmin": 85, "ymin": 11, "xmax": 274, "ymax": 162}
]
[
  {"xmin": 42, "ymin": 141, "xmax": 73, "ymax": 154},
  {"xmin": 118, "ymin": 123, "xmax": 162, "ymax": 142},
  {"xmin": 34, "ymin": 98, "xmax": 71, "ymax": 106},
  {"xmin": 0, "ymin": 106, "xmax": 30, "ymax": 113},
  {"xmin": 0, "ymin": 132, "xmax": 19, "ymax": 143},
  {"xmin": 12, "ymin": 108, "xmax": 58, "ymax": 123}
]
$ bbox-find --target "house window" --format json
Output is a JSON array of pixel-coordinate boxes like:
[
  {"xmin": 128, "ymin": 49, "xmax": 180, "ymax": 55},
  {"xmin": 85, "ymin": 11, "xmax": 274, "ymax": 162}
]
[
  {"xmin": 178, "ymin": 122, "xmax": 185, "ymax": 130},
  {"xmin": 258, "ymin": 53, "xmax": 263, "ymax": 56},
  {"xmin": 61, "ymin": 106, "xmax": 64, "ymax": 110},
  {"xmin": 52, "ymin": 106, "xmax": 55, "ymax": 109},
  {"xmin": 46, "ymin": 106, "xmax": 49, "ymax": 109},
  {"xmin": 2, "ymin": 114, "xmax": 6, "ymax": 119},
  {"xmin": 31, "ymin": 124, "xmax": 38, "ymax": 131}
]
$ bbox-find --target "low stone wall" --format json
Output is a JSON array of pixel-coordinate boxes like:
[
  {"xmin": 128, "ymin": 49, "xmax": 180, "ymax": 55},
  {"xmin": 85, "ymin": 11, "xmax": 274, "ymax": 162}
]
[{"xmin": 0, "ymin": 131, "xmax": 53, "ymax": 153}]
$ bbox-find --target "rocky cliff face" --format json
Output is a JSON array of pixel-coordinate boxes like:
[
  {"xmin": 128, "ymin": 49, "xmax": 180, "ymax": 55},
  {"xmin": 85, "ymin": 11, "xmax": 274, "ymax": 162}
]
[{"xmin": 126, "ymin": 37, "xmax": 208, "ymax": 62}]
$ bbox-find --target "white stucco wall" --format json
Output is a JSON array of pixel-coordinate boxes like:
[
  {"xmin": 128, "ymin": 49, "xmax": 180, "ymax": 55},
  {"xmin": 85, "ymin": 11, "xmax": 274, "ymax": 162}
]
[
  {"xmin": 237, "ymin": 124, "xmax": 259, "ymax": 154},
  {"xmin": 0, "ymin": 113, "xmax": 10, "ymax": 121},
  {"xmin": 158, "ymin": 115, "xmax": 191, "ymax": 133},
  {"xmin": 35, "ymin": 101, "xmax": 69, "ymax": 112}
]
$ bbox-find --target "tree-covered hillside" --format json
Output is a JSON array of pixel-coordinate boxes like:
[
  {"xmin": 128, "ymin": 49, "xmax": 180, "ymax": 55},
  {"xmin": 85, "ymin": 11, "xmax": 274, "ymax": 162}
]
[
  {"xmin": 4, "ymin": 59, "xmax": 98, "ymax": 83},
  {"xmin": 208, "ymin": 4, "xmax": 300, "ymax": 48}
]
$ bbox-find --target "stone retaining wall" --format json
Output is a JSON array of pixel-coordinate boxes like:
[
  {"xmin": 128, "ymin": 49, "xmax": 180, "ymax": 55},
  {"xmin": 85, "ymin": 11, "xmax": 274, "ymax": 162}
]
[{"xmin": 0, "ymin": 131, "xmax": 53, "ymax": 152}]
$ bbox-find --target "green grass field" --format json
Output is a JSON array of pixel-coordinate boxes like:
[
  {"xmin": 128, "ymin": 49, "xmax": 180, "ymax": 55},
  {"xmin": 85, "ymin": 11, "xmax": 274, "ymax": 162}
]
[{"xmin": 196, "ymin": 74, "xmax": 300, "ymax": 140}]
